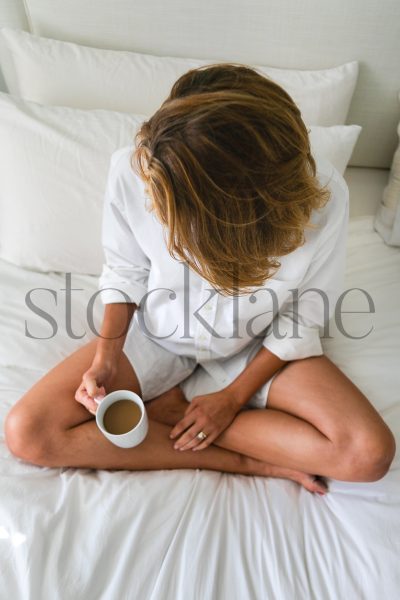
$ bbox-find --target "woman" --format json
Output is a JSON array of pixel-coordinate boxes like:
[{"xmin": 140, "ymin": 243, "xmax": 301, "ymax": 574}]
[{"xmin": 5, "ymin": 64, "xmax": 395, "ymax": 495}]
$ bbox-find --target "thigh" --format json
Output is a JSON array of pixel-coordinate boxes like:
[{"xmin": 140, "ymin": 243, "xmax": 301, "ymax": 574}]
[
  {"xmin": 266, "ymin": 354, "xmax": 390, "ymax": 443},
  {"xmin": 7, "ymin": 338, "xmax": 140, "ymax": 432}
]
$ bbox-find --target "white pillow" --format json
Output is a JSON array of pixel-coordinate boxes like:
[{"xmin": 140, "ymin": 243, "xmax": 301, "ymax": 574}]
[
  {"xmin": 0, "ymin": 93, "xmax": 147, "ymax": 275},
  {"xmin": 308, "ymin": 125, "xmax": 361, "ymax": 176},
  {"xmin": 374, "ymin": 92, "xmax": 400, "ymax": 246},
  {"xmin": 0, "ymin": 92, "xmax": 361, "ymax": 275},
  {"xmin": 0, "ymin": 27, "xmax": 358, "ymax": 126}
]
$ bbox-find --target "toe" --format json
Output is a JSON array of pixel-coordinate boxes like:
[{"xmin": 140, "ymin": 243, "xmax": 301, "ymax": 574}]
[
  {"xmin": 310, "ymin": 475, "xmax": 329, "ymax": 494},
  {"xmin": 298, "ymin": 474, "xmax": 329, "ymax": 494}
]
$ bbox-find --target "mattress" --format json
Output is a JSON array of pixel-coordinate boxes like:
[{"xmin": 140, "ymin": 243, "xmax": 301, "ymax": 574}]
[{"xmin": 0, "ymin": 215, "xmax": 399, "ymax": 599}]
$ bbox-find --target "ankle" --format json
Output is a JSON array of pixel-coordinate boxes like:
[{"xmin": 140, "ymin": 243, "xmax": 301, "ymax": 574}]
[
  {"xmin": 238, "ymin": 454, "xmax": 268, "ymax": 476},
  {"xmin": 146, "ymin": 386, "xmax": 188, "ymax": 425}
]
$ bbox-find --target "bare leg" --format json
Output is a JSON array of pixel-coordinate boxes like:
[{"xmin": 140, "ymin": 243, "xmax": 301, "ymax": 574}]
[
  {"xmin": 202, "ymin": 356, "xmax": 396, "ymax": 482},
  {"xmin": 3, "ymin": 339, "xmax": 292, "ymax": 479},
  {"xmin": 146, "ymin": 387, "xmax": 329, "ymax": 494},
  {"xmin": 145, "ymin": 356, "xmax": 396, "ymax": 483}
]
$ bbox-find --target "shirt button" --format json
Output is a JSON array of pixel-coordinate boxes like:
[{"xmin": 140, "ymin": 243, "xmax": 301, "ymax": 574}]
[
  {"xmin": 198, "ymin": 333, "xmax": 207, "ymax": 342},
  {"xmin": 204, "ymin": 304, "xmax": 213, "ymax": 312}
]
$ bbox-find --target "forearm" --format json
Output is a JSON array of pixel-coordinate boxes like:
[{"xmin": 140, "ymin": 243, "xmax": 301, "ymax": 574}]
[
  {"xmin": 226, "ymin": 345, "xmax": 287, "ymax": 408},
  {"xmin": 95, "ymin": 302, "xmax": 137, "ymax": 365}
]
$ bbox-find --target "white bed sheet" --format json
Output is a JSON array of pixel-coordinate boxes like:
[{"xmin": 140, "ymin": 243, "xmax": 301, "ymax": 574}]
[{"xmin": 0, "ymin": 215, "xmax": 399, "ymax": 599}]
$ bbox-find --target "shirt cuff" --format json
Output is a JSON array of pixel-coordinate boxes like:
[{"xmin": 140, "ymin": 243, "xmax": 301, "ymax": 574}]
[
  {"xmin": 262, "ymin": 314, "xmax": 323, "ymax": 361},
  {"xmin": 97, "ymin": 265, "xmax": 148, "ymax": 307}
]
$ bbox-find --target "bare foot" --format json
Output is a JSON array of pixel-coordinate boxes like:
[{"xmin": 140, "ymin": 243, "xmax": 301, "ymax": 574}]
[
  {"xmin": 271, "ymin": 467, "xmax": 329, "ymax": 495},
  {"xmin": 244, "ymin": 456, "xmax": 329, "ymax": 495},
  {"xmin": 147, "ymin": 386, "xmax": 329, "ymax": 495}
]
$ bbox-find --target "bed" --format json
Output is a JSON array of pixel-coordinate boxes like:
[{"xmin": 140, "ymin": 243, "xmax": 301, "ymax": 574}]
[
  {"xmin": 1, "ymin": 1, "xmax": 399, "ymax": 599},
  {"xmin": 1, "ymin": 214, "xmax": 399, "ymax": 599}
]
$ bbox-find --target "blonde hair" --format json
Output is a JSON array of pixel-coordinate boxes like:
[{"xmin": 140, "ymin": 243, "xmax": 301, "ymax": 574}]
[{"xmin": 131, "ymin": 63, "xmax": 330, "ymax": 296}]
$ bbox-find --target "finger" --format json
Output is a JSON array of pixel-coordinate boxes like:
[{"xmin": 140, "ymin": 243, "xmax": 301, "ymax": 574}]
[
  {"xmin": 184, "ymin": 402, "xmax": 195, "ymax": 416},
  {"xmin": 182, "ymin": 429, "xmax": 217, "ymax": 451},
  {"xmin": 74, "ymin": 383, "xmax": 86, "ymax": 403},
  {"xmin": 192, "ymin": 430, "xmax": 219, "ymax": 451},
  {"xmin": 192, "ymin": 438, "xmax": 213, "ymax": 451},
  {"xmin": 80, "ymin": 388, "xmax": 99, "ymax": 413},
  {"xmin": 169, "ymin": 412, "xmax": 197, "ymax": 440},
  {"xmin": 94, "ymin": 385, "xmax": 106, "ymax": 404},
  {"xmin": 82, "ymin": 373, "xmax": 101, "ymax": 399},
  {"xmin": 178, "ymin": 429, "xmax": 211, "ymax": 451},
  {"xmin": 75, "ymin": 384, "xmax": 95, "ymax": 409},
  {"xmin": 173, "ymin": 423, "xmax": 207, "ymax": 450}
]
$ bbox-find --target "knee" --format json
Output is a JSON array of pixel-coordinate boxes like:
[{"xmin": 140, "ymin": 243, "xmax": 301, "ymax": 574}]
[
  {"xmin": 341, "ymin": 427, "xmax": 397, "ymax": 482},
  {"xmin": 4, "ymin": 406, "xmax": 51, "ymax": 466}
]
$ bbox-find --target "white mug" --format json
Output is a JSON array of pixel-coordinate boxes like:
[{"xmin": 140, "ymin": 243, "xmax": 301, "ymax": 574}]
[{"xmin": 95, "ymin": 389, "xmax": 148, "ymax": 448}]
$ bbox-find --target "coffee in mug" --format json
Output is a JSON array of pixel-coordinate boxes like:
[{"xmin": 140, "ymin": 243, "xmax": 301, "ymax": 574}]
[
  {"xmin": 103, "ymin": 399, "xmax": 142, "ymax": 435},
  {"xmin": 95, "ymin": 390, "xmax": 148, "ymax": 448}
]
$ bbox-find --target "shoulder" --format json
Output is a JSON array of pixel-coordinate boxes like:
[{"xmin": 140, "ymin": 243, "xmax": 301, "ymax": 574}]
[
  {"xmin": 108, "ymin": 144, "xmax": 142, "ymax": 187},
  {"xmin": 315, "ymin": 156, "xmax": 349, "ymax": 216},
  {"xmin": 310, "ymin": 156, "xmax": 349, "ymax": 236},
  {"xmin": 106, "ymin": 144, "xmax": 148, "ymax": 211}
]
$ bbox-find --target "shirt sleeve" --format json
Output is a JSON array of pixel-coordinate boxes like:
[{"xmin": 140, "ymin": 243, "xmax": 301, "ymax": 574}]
[
  {"xmin": 97, "ymin": 158, "xmax": 150, "ymax": 307},
  {"xmin": 262, "ymin": 179, "xmax": 349, "ymax": 361}
]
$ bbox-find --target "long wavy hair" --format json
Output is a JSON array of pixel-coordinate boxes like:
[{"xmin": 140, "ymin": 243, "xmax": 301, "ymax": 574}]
[{"xmin": 131, "ymin": 63, "xmax": 330, "ymax": 296}]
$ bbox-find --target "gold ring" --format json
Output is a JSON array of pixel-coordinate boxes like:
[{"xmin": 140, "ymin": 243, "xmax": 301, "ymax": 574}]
[{"xmin": 196, "ymin": 431, "xmax": 207, "ymax": 441}]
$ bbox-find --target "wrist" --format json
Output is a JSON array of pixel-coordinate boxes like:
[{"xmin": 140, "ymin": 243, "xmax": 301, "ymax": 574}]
[
  {"xmin": 225, "ymin": 382, "xmax": 250, "ymax": 409},
  {"xmin": 93, "ymin": 343, "xmax": 119, "ymax": 369}
]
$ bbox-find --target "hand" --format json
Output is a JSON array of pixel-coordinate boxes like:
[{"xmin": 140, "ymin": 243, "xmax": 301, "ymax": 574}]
[
  {"xmin": 75, "ymin": 358, "xmax": 117, "ymax": 415},
  {"xmin": 169, "ymin": 389, "xmax": 241, "ymax": 451}
]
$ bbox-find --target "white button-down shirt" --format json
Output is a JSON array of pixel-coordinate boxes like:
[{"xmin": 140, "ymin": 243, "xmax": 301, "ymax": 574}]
[{"xmin": 98, "ymin": 145, "xmax": 349, "ymax": 363}]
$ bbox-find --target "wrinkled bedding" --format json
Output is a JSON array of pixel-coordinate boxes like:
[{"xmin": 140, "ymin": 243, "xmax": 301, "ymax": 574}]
[{"xmin": 0, "ymin": 215, "xmax": 399, "ymax": 599}]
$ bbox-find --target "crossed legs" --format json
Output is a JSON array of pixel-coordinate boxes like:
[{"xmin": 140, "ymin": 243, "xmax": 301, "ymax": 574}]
[
  {"xmin": 4, "ymin": 339, "xmax": 396, "ymax": 488},
  {"xmin": 3, "ymin": 340, "xmax": 288, "ymax": 480},
  {"xmin": 148, "ymin": 355, "xmax": 396, "ymax": 482}
]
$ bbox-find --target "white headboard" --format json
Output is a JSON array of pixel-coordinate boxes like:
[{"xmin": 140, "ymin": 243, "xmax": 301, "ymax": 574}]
[{"xmin": 1, "ymin": 0, "xmax": 399, "ymax": 169}]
